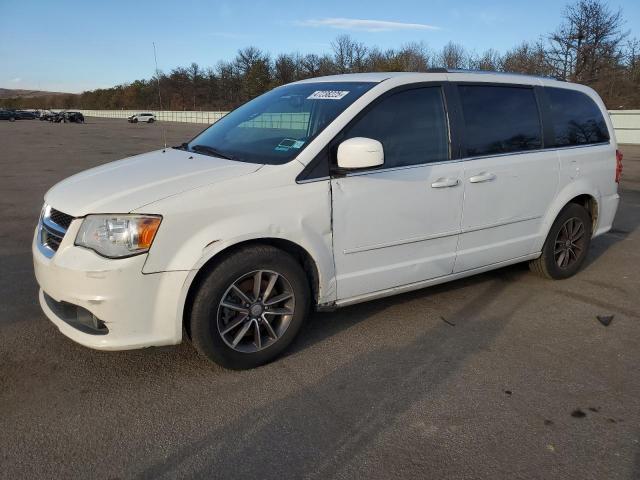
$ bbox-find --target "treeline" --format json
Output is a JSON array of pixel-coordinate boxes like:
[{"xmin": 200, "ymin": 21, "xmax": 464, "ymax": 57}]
[{"xmin": 4, "ymin": 0, "xmax": 639, "ymax": 111}]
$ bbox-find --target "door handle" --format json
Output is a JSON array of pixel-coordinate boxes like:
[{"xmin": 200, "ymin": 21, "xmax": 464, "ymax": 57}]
[
  {"xmin": 431, "ymin": 177, "xmax": 460, "ymax": 188},
  {"xmin": 469, "ymin": 172, "xmax": 496, "ymax": 183}
]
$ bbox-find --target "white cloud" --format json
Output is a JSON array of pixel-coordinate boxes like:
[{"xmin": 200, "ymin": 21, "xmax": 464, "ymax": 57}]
[
  {"xmin": 11, "ymin": 77, "xmax": 21, "ymax": 83},
  {"xmin": 297, "ymin": 18, "xmax": 439, "ymax": 33}
]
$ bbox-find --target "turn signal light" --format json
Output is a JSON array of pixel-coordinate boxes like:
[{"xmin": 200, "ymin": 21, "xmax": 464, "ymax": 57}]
[{"xmin": 137, "ymin": 218, "xmax": 161, "ymax": 249}]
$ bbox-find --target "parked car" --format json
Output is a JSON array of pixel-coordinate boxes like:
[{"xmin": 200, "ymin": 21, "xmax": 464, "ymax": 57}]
[
  {"xmin": 48, "ymin": 111, "xmax": 65, "ymax": 122},
  {"xmin": 0, "ymin": 109, "xmax": 17, "ymax": 121},
  {"xmin": 48, "ymin": 111, "xmax": 84, "ymax": 123},
  {"xmin": 33, "ymin": 71, "xmax": 621, "ymax": 369},
  {"xmin": 128, "ymin": 112, "xmax": 156, "ymax": 123},
  {"xmin": 65, "ymin": 111, "xmax": 85, "ymax": 123},
  {"xmin": 40, "ymin": 110, "xmax": 56, "ymax": 121},
  {"xmin": 15, "ymin": 110, "xmax": 37, "ymax": 120}
]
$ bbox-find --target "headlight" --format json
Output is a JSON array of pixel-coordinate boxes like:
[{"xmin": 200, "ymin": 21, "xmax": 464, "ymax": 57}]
[{"xmin": 75, "ymin": 214, "xmax": 162, "ymax": 258}]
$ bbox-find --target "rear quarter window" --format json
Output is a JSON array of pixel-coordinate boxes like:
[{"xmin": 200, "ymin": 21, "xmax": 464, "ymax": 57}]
[{"xmin": 546, "ymin": 87, "xmax": 609, "ymax": 146}]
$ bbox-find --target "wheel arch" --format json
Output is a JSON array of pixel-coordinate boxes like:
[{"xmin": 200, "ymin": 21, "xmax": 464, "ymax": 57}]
[
  {"xmin": 568, "ymin": 193, "xmax": 599, "ymax": 232},
  {"xmin": 536, "ymin": 183, "xmax": 600, "ymax": 252},
  {"xmin": 180, "ymin": 237, "xmax": 322, "ymax": 339}
]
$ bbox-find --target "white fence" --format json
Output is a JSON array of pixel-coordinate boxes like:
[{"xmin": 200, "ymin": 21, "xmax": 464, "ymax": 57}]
[
  {"xmin": 76, "ymin": 109, "xmax": 640, "ymax": 144},
  {"xmin": 77, "ymin": 110, "xmax": 228, "ymax": 124},
  {"xmin": 609, "ymin": 110, "xmax": 640, "ymax": 145}
]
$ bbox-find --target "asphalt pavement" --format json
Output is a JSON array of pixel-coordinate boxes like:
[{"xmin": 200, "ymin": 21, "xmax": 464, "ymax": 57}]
[{"xmin": 1, "ymin": 118, "xmax": 639, "ymax": 479}]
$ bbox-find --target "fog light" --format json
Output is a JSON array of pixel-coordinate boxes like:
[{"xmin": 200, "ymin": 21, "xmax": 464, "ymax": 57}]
[{"xmin": 76, "ymin": 307, "xmax": 106, "ymax": 331}]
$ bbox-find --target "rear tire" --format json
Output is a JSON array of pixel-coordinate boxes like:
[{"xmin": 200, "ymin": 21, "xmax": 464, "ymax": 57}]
[
  {"xmin": 9, "ymin": 117, "xmax": 15, "ymax": 122},
  {"xmin": 148, "ymin": 118, "xmax": 155, "ymax": 123},
  {"xmin": 529, "ymin": 203, "xmax": 592, "ymax": 279},
  {"xmin": 133, "ymin": 118, "xmax": 138, "ymax": 123},
  {"xmin": 190, "ymin": 245, "xmax": 310, "ymax": 369}
]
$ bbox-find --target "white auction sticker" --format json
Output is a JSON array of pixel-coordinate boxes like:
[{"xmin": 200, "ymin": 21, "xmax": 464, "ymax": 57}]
[{"xmin": 307, "ymin": 90, "xmax": 350, "ymax": 100}]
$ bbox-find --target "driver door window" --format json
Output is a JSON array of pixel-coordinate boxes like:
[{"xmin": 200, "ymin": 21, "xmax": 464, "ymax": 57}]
[{"xmin": 342, "ymin": 87, "xmax": 450, "ymax": 169}]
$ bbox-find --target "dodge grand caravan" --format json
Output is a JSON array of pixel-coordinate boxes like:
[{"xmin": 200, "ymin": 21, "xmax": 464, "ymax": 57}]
[{"xmin": 33, "ymin": 71, "xmax": 621, "ymax": 369}]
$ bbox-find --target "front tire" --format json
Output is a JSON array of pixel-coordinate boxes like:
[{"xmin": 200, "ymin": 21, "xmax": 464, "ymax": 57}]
[
  {"xmin": 190, "ymin": 245, "xmax": 310, "ymax": 369},
  {"xmin": 529, "ymin": 203, "xmax": 592, "ymax": 279},
  {"xmin": 148, "ymin": 118, "xmax": 155, "ymax": 123}
]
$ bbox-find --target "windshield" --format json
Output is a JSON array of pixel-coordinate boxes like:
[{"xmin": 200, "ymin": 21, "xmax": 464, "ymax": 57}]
[{"xmin": 187, "ymin": 81, "xmax": 375, "ymax": 164}]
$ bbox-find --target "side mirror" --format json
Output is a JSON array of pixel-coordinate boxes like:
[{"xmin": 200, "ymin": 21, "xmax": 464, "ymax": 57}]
[{"xmin": 337, "ymin": 137, "xmax": 384, "ymax": 170}]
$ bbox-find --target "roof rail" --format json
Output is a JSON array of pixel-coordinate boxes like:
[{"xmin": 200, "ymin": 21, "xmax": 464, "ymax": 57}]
[{"xmin": 425, "ymin": 68, "xmax": 565, "ymax": 81}]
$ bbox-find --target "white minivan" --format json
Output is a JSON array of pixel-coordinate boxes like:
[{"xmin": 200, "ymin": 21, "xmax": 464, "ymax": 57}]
[{"xmin": 33, "ymin": 71, "xmax": 622, "ymax": 369}]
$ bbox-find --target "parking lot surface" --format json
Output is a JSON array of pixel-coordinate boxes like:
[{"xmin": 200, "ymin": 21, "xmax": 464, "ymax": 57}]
[{"xmin": 1, "ymin": 118, "xmax": 639, "ymax": 479}]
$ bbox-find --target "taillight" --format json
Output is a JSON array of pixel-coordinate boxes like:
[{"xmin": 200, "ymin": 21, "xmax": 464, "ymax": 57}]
[{"xmin": 615, "ymin": 149, "xmax": 623, "ymax": 183}]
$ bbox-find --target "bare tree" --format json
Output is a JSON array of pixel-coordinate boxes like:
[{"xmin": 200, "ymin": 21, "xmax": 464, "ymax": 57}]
[
  {"xmin": 470, "ymin": 49, "xmax": 502, "ymax": 71},
  {"xmin": 216, "ymin": 60, "xmax": 240, "ymax": 107},
  {"xmin": 610, "ymin": 37, "xmax": 640, "ymax": 108},
  {"xmin": 273, "ymin": 53, "xmax": 299, "ymax": 85},
  {"xmin": 501, "ymin": 41, "xmax": 552, "ymax": 75},
  {"xmin": 546, "ymin": 0, "xmax": 628, "ymax": 81},
  {"xmin": 624, "ymin": 38, "xmax": 640, "ymax": 82},
  {"xmin": 299, "ymin": 53, "xmax": 321, "ymax": 77},
  {"xmin": 234, "ymin": 47, "xmax": 267, "ymax": 75},
  {"xmin": 187, "ymin": 62, "xmax": 204, "ymax": 109},
  {"xmin": 396, "ymin": 42, "xmax": 431, "ymax": 71},
  {"xmin": 231, "ymin": 47, "xmax": 272, "ymax": 99},
  {"xmin": 437, "ymin": 42, "xmax": 468, "ymax": 69},
  {"xmin": 331, "ymin": 35, "xmax": 351, "ymax": 73},
  {"xmin": 331, "ymin": 35, "xmax": 368, "ymax": 73}
]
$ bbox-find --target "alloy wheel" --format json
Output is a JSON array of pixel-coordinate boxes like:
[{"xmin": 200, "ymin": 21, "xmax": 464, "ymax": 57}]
[
  {"xmin": 554, "ymin": 217, "xmax": 586, "ymax": 268},
  {"xmin": 217, "ymin": 270, "xmax": 295, "ymax": 353}
]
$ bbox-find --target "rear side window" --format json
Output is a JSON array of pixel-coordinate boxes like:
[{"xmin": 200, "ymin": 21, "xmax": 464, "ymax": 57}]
[
  {"xmin": 459, "ymin": 85, "xmax": 542, "ymax": 156},
  {"xmin": 343, "ymin": 87, "xmax": 449, "ymax": 168},
  {"xmin": 546, "ymin": 88, "xmax": 609, "ymax": 146}
]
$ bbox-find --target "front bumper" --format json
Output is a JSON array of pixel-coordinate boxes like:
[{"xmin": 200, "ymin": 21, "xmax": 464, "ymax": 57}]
[{"xmin": 32, "ymin": 220, "xmax": 189, "ymax": 350}]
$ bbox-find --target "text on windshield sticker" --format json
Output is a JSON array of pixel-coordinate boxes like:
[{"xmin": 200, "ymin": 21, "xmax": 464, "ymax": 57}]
[{"xmin": 307, "ymin": 90, "xmax": 350, "ymax": 100}]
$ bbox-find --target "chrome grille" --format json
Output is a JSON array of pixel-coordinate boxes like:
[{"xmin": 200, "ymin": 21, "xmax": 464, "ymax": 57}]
[
  {"xmin": 38, "ymin": 205, "xmax": 75, "ymax": 257},
  {"xmin": 49, "ymin": 208, "xmax": 73, "ymax": 230},
  {"xmin": 41, "ymin": 224, "xmax": 63, "ymax": 249}
]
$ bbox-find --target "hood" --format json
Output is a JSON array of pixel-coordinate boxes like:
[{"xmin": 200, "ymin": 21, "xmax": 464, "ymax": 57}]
[{"xmin": 44, "ymin": 148, "xmax": 262, "ymax": 216}]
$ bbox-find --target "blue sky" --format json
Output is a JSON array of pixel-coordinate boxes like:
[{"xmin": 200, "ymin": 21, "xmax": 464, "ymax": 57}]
[{"xmin": 1, "ymin": 0, "xmax": 638, "ymax": 92}]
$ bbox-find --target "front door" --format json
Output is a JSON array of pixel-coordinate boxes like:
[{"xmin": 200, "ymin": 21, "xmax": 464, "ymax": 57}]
[{"xmin": 331, "ymin": 86, "xmax": 465, "ymax": 300}]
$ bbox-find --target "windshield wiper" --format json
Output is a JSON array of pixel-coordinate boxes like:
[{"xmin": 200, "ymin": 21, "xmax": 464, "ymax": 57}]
[{"xmin": 190, "ymin": 144, "xmax": 236, "ymax": 160}]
